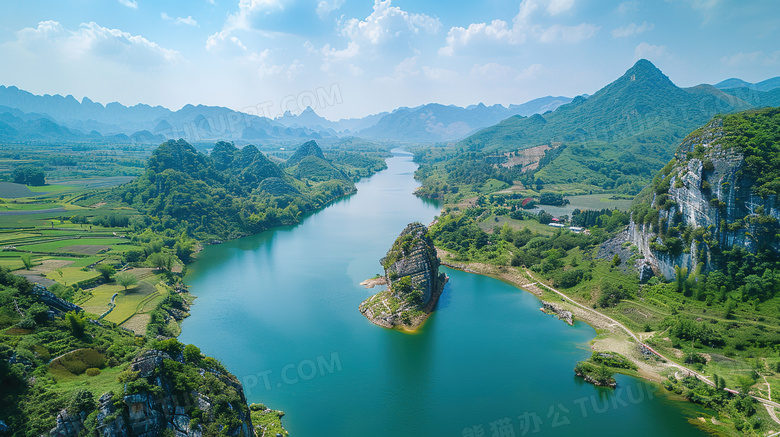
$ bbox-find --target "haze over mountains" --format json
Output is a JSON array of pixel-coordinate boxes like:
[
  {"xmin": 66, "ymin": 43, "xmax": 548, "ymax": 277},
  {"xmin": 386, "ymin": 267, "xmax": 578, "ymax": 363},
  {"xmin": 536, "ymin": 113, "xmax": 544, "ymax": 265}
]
[
  {"xmin": 0, "ymin": 66, "xmax": 778, "ymax": 146},
  {"xmin": 415, "ymin": 60, "xmax": 780, "ymax": 196},
  {"xmin": 0, "ymin": 85, "xmax": 572, "ymax": 145}
]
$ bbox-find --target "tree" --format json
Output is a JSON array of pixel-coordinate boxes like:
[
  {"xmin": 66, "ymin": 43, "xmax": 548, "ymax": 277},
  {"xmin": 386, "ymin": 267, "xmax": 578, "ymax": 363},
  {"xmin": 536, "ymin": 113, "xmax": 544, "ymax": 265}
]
[
  {"xmin": 96, "ymin": 264, "xmax": 115, "ymax": 281},
  {"xmin": 612, "ymin": 254, "xmax": 621, "ymax": 267},
  {"xmin": 148, "ymin": 252, "xmax": 174, "ymax": 272},
  {"xmin": 12, "ymin": 164, "xmax": 45, "ymax": 186},
  {"xmin": 724, "ymin": 299, "xmax": 736, "ymax": 319},
  {"xmin": 67, "ymin": 389, "xmax": 95, "ymax": 414},
  {"xmin": 183, "ymin": 344, "xmax": 202, "ymax": 365},
  {"xmin": 115, "ymin": 272, "xmax": 138, "ymax": 292},
  {"xmin": 65, "ymin": 311, "xmax": 86, "ymax": 338}
]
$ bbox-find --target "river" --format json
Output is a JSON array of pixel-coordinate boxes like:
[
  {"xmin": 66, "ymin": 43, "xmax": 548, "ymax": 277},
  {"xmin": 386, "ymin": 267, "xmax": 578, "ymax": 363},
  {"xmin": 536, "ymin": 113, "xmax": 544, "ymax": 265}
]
[{"xmin": 179, "ymin": 150, "xmax": 710, "ymax": 436}]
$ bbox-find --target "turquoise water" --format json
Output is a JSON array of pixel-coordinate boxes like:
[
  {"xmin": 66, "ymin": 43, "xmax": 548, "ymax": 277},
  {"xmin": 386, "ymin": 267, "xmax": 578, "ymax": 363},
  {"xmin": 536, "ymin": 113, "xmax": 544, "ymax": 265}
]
[{"xmin": 179, "ymin": 151, "xmax": 709, "ymax": 436}]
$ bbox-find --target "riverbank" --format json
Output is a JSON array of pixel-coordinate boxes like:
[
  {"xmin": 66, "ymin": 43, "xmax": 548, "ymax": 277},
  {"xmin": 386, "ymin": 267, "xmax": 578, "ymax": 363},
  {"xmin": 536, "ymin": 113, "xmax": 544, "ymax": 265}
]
[{"xmin": 437, "ymin": 247, "xmax": 780, "ymax": 433}]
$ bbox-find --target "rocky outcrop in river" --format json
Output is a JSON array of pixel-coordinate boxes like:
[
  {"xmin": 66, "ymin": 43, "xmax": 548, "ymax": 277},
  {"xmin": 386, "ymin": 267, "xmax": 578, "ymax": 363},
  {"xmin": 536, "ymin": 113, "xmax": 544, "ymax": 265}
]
[{"xmin": 359, "ymin": 222, "xmax": 448, "ymax": 330}]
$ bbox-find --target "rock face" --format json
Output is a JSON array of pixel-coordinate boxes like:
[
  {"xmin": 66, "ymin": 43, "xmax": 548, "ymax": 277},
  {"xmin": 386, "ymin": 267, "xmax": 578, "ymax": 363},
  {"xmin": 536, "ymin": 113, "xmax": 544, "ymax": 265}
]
[
  {"xmin": 630, "ymin": 110, "xmax": 780, "ymax": 279},
  {"xmin": 359, "ymin": 222, "xmax": 448, "ymax": 330},
  {"xmin": 50, "ymin": 350, "xmax": 255, "ymax": 437},
  {"xmin": 541, "ymin": 301, "xmax": 573, "ymax": 325}
]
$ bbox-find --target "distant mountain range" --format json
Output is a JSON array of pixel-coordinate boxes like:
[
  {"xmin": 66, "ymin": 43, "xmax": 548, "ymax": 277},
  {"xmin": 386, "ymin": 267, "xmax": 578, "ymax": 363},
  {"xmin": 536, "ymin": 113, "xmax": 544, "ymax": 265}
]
[
  {"xmin": 0, "ymin": 85, "xmax": 572, "ymax": 144},
  {"xmin": 0, "ymin": 69, "xmax": 778, "ymax": 145},
  {"xmin": 355, "ymin": 97, "xmax": 572, "ymax": 142},
  {"xmin": 714, "ymin": 76, "xmax": 780, "ymax": 92},
  {"xmin": 421, "ymin": 59, "xmax": 780, "ymax": 195}
]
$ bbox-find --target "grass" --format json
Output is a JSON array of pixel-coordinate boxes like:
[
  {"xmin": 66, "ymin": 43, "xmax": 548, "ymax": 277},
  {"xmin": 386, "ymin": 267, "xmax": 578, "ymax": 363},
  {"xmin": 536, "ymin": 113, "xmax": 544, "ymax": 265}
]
[
  {"xmin": 27, "ymin": 184, "xmax": 74, "ymax": 193},
  {"xmin": 79, "ymin": 283, "xmax": 126, "ymax": 316},
  {"xmin": 104, "ymin": 280, "xmax": 165, "ymax": 327},
  {"xmin": 18, "ymin": 237, "xmax": 129, "ymax": 253},
  {"xmin": 45, "ymin": 267, "xmax": 101, "ymax": 286},
  {"xmin": 477, "ymin": 215, "xmax": 555, "ymax": 236},
  {"xmin": 49, "ymin": 362, "xmax": 126, "ymax": 398},
  {"xmin": 251, "ymin": 407, "xmax": 289, "ymax": 437}
]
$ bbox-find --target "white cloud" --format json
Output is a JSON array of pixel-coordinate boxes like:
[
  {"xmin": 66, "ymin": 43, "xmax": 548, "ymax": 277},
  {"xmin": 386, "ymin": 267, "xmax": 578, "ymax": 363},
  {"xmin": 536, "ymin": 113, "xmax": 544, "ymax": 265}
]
[
  {"xmin": 546, "ymin": 0, "xmax": 576, "ymax": 16},
  {"xmin": 634, "ymin": 42, "xmax": 667, "ymax": 61},
  {"xmin": 515, "ymin": 63, "xmax": 545, "ymax": 81},
  {"xmin": 394, "ymin": 56, "xmax": 420, "ymax": 78},
  {"xmin": 161, "ymin": 13, "xmax": 199, "ymax": 27},
  {"xmin": 316, "ymin": 0, "xmax": 344, "ymax": 20},
  {"xmin": 118, "ymin": 0, "xmax": 138, "ymax": 9},
  {"xmin": 11, "ymin": 21, "xmax": 180, "ymax": 68},
  {"xmin": 682, "ymin": 0, "xmax": 721, "ymax": 10},
  {"xmin": 720, "ymin": 51, "xmax": 762, "ymax": 67},
  {"xmin": 422, "ymin": 66, "xmax": 459, "ymax": 82},
  {"xmin": 611, "ymin": 22, "xmax": 653, "ymax": 38},
  {"xmin": 319, "ymin": 41, "xmax": 360, "ymax": 72},
  {"xmin": 439, "ymin": 20, "xmax": 519, "ymax": 56},
  {"xmin": 226, "ymin": 0, "xmax": 289, "ymax": 31},
  {"xmin": 617, "ymin": 1, "xmax": 638, "ymax": 14},
  {"xmin": 339, "ymin": 0, "xmax": 441, "ymax": 45},
  {"xmin": 205, "ymin": 29, "xmax": 248, "ymax": 53},
  {"xmin": 440, "ymin": 0, "xmax": 597, "ymax": 55}
]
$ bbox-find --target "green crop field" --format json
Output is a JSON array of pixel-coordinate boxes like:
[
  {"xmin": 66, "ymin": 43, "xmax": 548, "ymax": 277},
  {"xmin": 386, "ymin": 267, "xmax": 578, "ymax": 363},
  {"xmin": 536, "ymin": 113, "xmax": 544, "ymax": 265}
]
[
  {"xmin": 0, "ymin": 182, "xmax": 35, "ymax": 198},
  {"xmin": 18, "ymin": 237, "xmax": 129, "ymax": 253},
  {"xmin": 45, "ymin": 267, "xmax": 101, "ymax": 285}
]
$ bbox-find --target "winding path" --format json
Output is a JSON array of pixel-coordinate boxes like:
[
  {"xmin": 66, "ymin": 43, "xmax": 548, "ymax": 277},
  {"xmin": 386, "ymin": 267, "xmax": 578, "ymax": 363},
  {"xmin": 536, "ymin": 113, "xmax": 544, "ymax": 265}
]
[{"xmin": 524, "ymin": 268, "xmax": 780, "ymax": 423}]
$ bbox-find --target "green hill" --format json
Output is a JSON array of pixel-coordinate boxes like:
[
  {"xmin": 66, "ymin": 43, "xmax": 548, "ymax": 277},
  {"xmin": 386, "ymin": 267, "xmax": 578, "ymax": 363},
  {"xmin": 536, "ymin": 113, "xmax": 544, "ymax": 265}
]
[
  {"xmin": 115, "ymin": 139, "xmax": 355, "ymax": 240},
  {"xmin": 286, "ymin": 139, "xmax": 326, "ymax": 166},
  {"xmin": 416, "ymin": 60, "xmax": 780, "ymax": 198}
]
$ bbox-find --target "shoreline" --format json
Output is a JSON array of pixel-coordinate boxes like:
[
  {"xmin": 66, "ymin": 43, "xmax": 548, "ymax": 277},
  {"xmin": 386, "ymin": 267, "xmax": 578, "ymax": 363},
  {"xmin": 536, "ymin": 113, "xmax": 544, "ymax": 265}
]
[
  {"xmin": 437, "ymin": 247, "xmax": 780, "ymax": 430},
  {"xmin": 436, "ymin": 248, "xmax": 692, "ymax": 384}
]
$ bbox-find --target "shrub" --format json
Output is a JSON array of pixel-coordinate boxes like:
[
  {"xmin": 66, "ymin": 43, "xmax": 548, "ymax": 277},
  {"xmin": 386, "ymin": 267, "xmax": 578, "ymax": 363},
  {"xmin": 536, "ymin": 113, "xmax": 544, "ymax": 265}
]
[
  {"xmin": 85, "ymin": 368, "xmax": 101, "ymax": 377},
  {"xmin": 67, "ymin": 389, "xmax": 95, "ymax": 414}
]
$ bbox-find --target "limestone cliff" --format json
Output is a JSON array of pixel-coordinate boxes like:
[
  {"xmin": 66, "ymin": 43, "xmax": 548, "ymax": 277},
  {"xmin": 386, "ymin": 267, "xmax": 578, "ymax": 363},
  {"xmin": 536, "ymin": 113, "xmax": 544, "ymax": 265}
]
[
  {"xmin": 629, "ymin": 108, "xmax": 780, "ymax": 280},
  {"xmin": 49, "ymin": 350, "xmax": 255, "ymax": 437},
  {"xmin": 359, "ymin": 222, "xmax": 448, "ymax": 330}
]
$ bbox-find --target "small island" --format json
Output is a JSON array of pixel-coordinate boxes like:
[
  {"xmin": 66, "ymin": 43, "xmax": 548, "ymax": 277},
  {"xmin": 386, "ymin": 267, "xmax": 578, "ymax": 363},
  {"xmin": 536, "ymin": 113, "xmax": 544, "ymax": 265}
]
[{"xmin": 359, "ymin": 222, "xmax": 448, "ymax": 330}]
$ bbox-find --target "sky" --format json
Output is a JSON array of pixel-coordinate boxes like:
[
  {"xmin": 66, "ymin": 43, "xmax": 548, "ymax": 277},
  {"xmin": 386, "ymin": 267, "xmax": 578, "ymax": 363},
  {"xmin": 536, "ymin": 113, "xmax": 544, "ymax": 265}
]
[{"xmin": 0, "ymin": 0, "xmax": 778, "ymax": 120}]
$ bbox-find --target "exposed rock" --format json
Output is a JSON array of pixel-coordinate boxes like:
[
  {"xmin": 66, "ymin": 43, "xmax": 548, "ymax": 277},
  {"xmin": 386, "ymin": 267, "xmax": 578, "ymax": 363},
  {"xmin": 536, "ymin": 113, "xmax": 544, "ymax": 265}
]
[
  {"xmin": 630, "ymin": 111, "xmax": 780, "ymax": 280},
  {"xmin": 96, "ymin": 392, "xmax": 128, "ymax": 437},
  {"xmin": 53, "ymin": 349, "xmax": 257, "ymax": 437},
  {"xmin": 574, "ymin": 370, "xmax": 617, "ymax": 388},
  {"xmin": 49, "ymin": 410, "xmax": 86, "ymax": 437},
  {"xmin": 31, "ymin": 284, "xmax": 82, "ymax": 318},
  {"xmin": 359, "ymin": 222, "xmax": 448, "ymax": 330},
  {"xmin": 541, "ymin": 301, "xmax": 573, "ymax": 325},
  {"xmin": 638, "ymin": 262, "xmax": 655, "ymax": 283}
]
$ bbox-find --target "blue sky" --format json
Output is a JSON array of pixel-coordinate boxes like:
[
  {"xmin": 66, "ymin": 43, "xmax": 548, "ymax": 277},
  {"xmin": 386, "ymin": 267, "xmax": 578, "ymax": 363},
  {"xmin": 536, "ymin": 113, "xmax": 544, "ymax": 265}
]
[{"xmin": 0, "ymin": 0, "xmax": 778, "ymax": 120}]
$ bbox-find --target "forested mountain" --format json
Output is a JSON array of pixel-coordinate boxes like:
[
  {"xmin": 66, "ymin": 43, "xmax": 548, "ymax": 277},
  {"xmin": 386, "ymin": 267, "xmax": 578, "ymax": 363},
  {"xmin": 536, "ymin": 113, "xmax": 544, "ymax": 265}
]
[
  {"xmin": 114, "ymin": 139, "xmax": 375, "ymax": 239},
  {"xmin": 415, "ymin": 60, "xmax": 780, "ymax": 197}
]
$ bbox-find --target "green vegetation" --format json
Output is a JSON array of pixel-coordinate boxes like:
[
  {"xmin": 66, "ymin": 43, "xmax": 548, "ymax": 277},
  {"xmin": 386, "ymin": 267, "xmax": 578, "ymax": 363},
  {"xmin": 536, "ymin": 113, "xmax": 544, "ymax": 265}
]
[
  {"xmin": 0, "ymin": 135, "xmax": 389, "ymax": 435},
  {"xmin": 12, "ymin": 164, "xmax": 45, "ymax": 186},
  {"xmin": 250, "ymin": 403, "xmax": 289, "ymax": 437},
  {"xmin": 412, "ymin": 60, "xmax": 780, "ymax": 203},
  {"xmin": 662, "ymin": 374, "xmax": 768, "ymax": 435},
  {"xmin": 114, "ymin": 139, "xmax": 383, "ymax": 240}
]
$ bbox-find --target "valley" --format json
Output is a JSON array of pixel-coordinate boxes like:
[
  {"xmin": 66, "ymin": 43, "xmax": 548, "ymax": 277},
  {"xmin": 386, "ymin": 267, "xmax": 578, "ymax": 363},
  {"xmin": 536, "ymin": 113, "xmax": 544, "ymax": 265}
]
[{"xmin": 1, "ymin": 40, "xmax": 780, "ymax": 437}]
